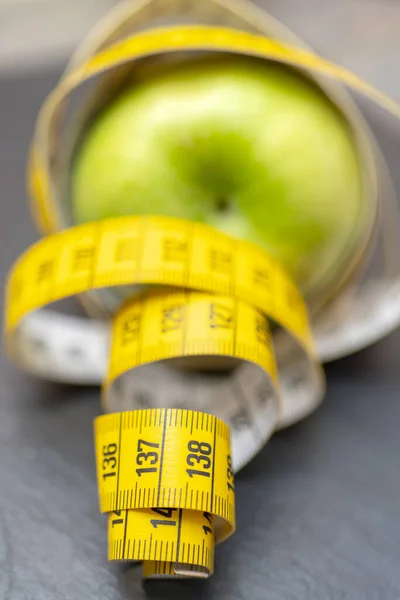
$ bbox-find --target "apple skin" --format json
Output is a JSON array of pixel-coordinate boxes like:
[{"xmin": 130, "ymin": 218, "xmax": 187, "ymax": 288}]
[{"xmin": 71, "ymin": 55, "xmax": 363, "ymax": 292}]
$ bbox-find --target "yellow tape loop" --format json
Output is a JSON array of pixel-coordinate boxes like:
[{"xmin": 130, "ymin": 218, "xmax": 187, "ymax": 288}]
[{"xmin": 5, "ymin": 215, "xmax": 313, "ymax": 365}]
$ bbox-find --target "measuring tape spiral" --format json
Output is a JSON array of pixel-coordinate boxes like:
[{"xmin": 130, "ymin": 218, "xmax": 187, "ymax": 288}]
[
  {"xmin": 5, "ymin": 213, "xmax": 320, "ymax": 465},
  {"xmin": 96, "ymin": 408, "xmax": 233, "ymax": 578},
  {"xmin": 4, "ymin": 215, "xmax": 320, "ymax": 577},
  {"xmin": 5, "ymin": 21, "xmax": 400, "ymax": 578}
]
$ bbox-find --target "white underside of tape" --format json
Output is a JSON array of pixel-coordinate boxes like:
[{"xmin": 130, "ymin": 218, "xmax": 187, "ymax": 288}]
[
  {"xmin": 315, "ymin": 280, "xmax": 400, "ymax": 361},
  {"xmin": 13, "ymin": 279, "xmax": 400, "ymax": 380}
]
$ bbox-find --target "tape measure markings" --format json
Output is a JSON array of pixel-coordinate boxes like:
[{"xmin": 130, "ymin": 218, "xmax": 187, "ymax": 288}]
[
  {"xmin": 109, "ymin": 506, "xmax": 215, "ymax": 572},
  {"xmin": 96, "ymin": 408, "xmax": 233, "ymax": 576},
  {"xmin": 107, "ymin": 289, "xmax": 277, "ymax": 385},
  {"xmin": 5, "ymin": 215, "xmax": 313, "ymax": 361},
  {"xmin": 95, "ymin": 408, "xmax": 234, "ymax": 528},
  {"xmin": 5, "ymin": 184, "xmax": 321, "ymax": 580}
]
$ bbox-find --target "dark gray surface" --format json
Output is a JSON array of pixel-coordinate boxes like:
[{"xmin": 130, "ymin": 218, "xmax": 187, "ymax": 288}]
[{"xmin": 1, "ymin": 9, "xmax": 400, "ymax": 600}]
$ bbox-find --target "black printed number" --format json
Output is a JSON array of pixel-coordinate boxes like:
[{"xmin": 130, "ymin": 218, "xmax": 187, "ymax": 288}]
[
  {"xmin": 121, "ymin": 314, "xmax": 141, "ymax": 345},
  {"xmin": 36, "ymin": 260, "xmax": 53, "ymax": 283},
  {"xmin": 163, "ymin": 238, "xmax": 187, "ymax": 262},
  {"xmin": 253, "ymin": 268, "xmax": 270, "ymax": 287},
  {"xmin": 186, "ymin": 440, "xmax": 212, "ymax": 478},
  {"xmin": 150, "ymin": 508, "xmax": 177, "ymax": 528},
  {"xmin": 227, "ymin": 455, "xmax": 235, "ymax": 492},
  {"xmin": 162, "ymin": 305, "xmax": 184, "ymax": 333},
  {"xmin": 209, "ymin": 302, "xmax": 233, "ymax": 330},
  {"xmin": 111, "ymin": 510, "xmax": 123, "ymax": 528},
  {"xmin": 102, "ymin": 443, "xmax": 117, "ymax": 481},
  {"xmin": 72, "ymin": 247, "xmax": 93, "ymax": 271},
  {"xmin": 136, "ymin": 439, "xmax": 160, "ymax": 477},
  {"xmin": 210, "ymin": 248, "xmax": 232, "ymax": 273},
  {"xmin": 256, "ymin": 315, "xmax": 269, "ymax": 346},
  {"xmin": 202, "ymin": 511, "xmax": 213, "ymax": 536}
]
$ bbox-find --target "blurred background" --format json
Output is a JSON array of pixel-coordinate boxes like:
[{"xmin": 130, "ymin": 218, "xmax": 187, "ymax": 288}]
[{"xmin": 0, "ymin": 0, "xmax": 399, "ymax": 97}]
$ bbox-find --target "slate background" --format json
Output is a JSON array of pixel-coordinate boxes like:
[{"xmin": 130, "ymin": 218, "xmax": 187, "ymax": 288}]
[{"xmin": 1, "ymin": 1, "xmax": 400, "ymax": 598}]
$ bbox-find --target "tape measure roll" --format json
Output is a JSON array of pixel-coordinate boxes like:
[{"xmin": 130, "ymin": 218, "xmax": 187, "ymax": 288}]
[
  {"xmin": 96, "ymin": 408, "xmax": 234, "ymax": 578},
  {"xmin": 6, "ymin": 18, "xmax": 400, "ymax": 580},
  {"xmin": 4, "ymin": 210, "xmax": 321, "ymax": 577}
]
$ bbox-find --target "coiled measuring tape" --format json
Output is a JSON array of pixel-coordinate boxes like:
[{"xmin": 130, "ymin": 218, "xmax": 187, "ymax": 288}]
[
  {"xmin": 5, "ymin": 213, "xmax": 318, "ymax": 463},
  {"xmin": 96, "ymin": 408, "xmax": 233, "ymax": 578},
  {"xmin": 4, "ymin": 215, "xmax": 318, "ymax": 577},
  {"xmin": 5, "ymin": 24, "xmax": 400, "ymax": 578}
]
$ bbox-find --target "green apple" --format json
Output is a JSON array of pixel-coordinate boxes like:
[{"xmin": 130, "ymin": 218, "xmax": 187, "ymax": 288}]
[{"xmin": 71, "ymin": 55, "xmax": 364, "ymax": 293}]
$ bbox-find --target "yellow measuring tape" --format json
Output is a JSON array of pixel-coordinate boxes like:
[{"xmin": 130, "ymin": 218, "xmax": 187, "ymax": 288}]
[
  {"xmin": 5, "ymin": 24, "xmax": 400, "ymax": 579},
  {"xmin": 5, "ymin": 215, "xmax": 311, "ymax": 354},
  {"xmin": 96, "ymin": 408, "xmax": 233, "ymax": 577},
  {"xmin": 4, "ymin": 212, "xmax": 314, "ymax": 576}
]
